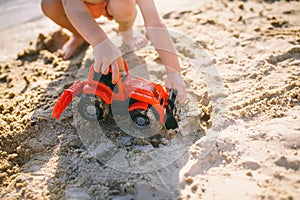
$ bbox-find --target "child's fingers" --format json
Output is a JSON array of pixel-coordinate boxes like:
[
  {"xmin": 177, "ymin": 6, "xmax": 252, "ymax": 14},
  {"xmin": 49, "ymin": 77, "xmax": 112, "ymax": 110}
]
[
  {"xmin": 102, "ymin": 66, "xmax": 110, "ymax": 75},
  {"xmin": 174, "ymin": 83, "xmax": 187, "ymax": 103},
  {"xmin": 94, "ymin": 60, "xmax": 102, "ymax": 73},
  {"xmin": 118, "ymin": 57, "xmax": 125, "ymax": 71},
  {"xmin": 111, "ymin": 61, "xmax": 119, "ymax": 84},
  {"xmin": 101, "ymin": 59, "xmax": 110, "ymax": 75}
]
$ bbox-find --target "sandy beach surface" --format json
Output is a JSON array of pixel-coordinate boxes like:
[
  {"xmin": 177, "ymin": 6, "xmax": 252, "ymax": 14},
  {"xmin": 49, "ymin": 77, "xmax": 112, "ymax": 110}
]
[{"xmin": 0, "ymin": 0, "xmax": 300, "ymax": 199}]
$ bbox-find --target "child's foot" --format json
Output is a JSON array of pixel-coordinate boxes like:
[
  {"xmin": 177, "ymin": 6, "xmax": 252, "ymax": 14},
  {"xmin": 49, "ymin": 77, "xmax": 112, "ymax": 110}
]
[
  {"xmin": 120, "ymin": 30, "xmax": 148, "ymax": 52},
  {"xmin": 62, "ymin": 35, "xmax": 86, "ymax": 60}
]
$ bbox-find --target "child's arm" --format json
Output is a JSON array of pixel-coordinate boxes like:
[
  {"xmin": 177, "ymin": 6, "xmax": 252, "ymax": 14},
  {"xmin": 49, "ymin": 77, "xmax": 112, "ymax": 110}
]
[
  {"xmin": 62, "ymin": 0, "xmax": 124, "ymax": 83},
  {"xmin": 137, "ymin": 0, "xmax": 187, "ymax": 102}
]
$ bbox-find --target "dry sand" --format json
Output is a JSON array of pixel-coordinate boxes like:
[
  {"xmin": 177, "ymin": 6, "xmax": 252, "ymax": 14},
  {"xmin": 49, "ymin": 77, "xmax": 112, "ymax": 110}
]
[{"xmin": 0, "ymin": 0, "xmax": 300, "ymax": 199}]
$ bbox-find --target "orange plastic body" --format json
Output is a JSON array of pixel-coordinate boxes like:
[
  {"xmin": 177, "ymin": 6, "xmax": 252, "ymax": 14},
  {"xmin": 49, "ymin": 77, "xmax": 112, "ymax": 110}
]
[{"xmin": 52, "ymin": 61, "xmax": 171, "ymax": 124}]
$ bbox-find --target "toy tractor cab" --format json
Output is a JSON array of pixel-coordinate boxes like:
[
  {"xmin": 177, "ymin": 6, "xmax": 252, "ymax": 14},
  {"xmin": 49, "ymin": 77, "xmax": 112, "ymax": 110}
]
[{"xmin": 52, "ymin": 61, "xmax": 178, "ymax": 131}]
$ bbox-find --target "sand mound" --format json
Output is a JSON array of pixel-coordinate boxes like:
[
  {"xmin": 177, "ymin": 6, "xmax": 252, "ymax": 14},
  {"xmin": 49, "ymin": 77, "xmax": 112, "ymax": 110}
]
[
  {"xmin": 0, "ymin": 0, "xmax": 300, "ymax": 199},
  {"xmin": 0, "ymin": 24, "xmax": 208, "ymax": 199}
]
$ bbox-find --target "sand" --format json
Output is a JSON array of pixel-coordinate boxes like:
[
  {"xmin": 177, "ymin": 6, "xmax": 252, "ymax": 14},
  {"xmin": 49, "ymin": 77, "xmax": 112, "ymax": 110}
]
[{"xmin": 0, "ymin": 0, "xmax": 300, "ymax": 199}]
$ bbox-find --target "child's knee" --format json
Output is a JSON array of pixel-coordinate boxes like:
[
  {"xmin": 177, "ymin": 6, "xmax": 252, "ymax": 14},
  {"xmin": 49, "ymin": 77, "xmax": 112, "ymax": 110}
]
[
  {"xmin": 41, "ymin": 0, "xmax": 60, "ymax": 17},
  {"xmin": 108, "ymin": 0, "xmax": 136, "ymax": 19}
]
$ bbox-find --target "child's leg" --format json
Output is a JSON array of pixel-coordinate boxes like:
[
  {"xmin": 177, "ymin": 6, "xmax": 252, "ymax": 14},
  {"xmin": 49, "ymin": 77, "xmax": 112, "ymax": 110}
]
[
  {"xmin": 41, "ymin": 0, "xmax": 85, "ymax": 59},
  {"xmin": 107, "ymin": 0, "xmax": 147, "ymax": 50}
]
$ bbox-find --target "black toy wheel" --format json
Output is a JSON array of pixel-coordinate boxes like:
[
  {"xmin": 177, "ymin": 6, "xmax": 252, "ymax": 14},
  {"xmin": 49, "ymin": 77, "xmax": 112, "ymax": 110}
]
[
  {"xmin": 129, "ymin": 107, "xmax": 161, "ymax": 129},
  {"xmin": 78, "ymin": 94, "xmax": 108, "ymax": 121},
  {"xmin": 130, "ymin": 109, "xmax": 150, "ymax": 128}
]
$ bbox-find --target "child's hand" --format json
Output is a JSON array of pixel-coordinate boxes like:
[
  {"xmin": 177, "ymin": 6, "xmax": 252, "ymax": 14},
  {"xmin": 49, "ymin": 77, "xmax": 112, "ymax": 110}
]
[
  {"xmin": 93, "ymin": 39, "xmax": 124, "ymax": 84},
  {"xmin": 165, "ymin": 71, "xmax": 187, "ymax": 103}
]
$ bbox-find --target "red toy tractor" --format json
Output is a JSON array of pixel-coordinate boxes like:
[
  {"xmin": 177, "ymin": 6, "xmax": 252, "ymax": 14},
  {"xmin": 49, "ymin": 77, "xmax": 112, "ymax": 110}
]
[{"xmin": 51, "ymin": 61, "xmax": 178, "ymax": 130}]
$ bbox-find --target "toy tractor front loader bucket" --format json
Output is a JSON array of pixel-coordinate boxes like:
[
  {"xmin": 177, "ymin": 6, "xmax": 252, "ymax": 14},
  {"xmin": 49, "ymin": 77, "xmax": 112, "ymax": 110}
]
[{"xmin": 51, "ymin": 80, "xmax": 84, "ymax": 120}]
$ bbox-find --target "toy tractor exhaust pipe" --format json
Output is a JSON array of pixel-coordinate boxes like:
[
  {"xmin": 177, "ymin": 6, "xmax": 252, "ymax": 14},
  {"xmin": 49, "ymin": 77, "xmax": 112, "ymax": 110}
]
[{"xmin": 165, "ymin": 89, "xmax": 178, "ymax": 130}]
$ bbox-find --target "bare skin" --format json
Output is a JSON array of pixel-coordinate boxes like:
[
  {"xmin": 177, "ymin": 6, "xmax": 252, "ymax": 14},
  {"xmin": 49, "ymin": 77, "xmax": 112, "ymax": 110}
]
[
  {"xmin": 41, "ymin": 0, "xmax": 84, "ymax": 59},
  {"xmin": 41, "ymin": 0, "xmax": 186, "ymax": 102},
  {"xmin": 107, "ymin": 0, "xmax": 147, "ymax": 51},
  {"xmin": 41, "ymin": 0, "xmax": 146, "ymax": 59}
]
